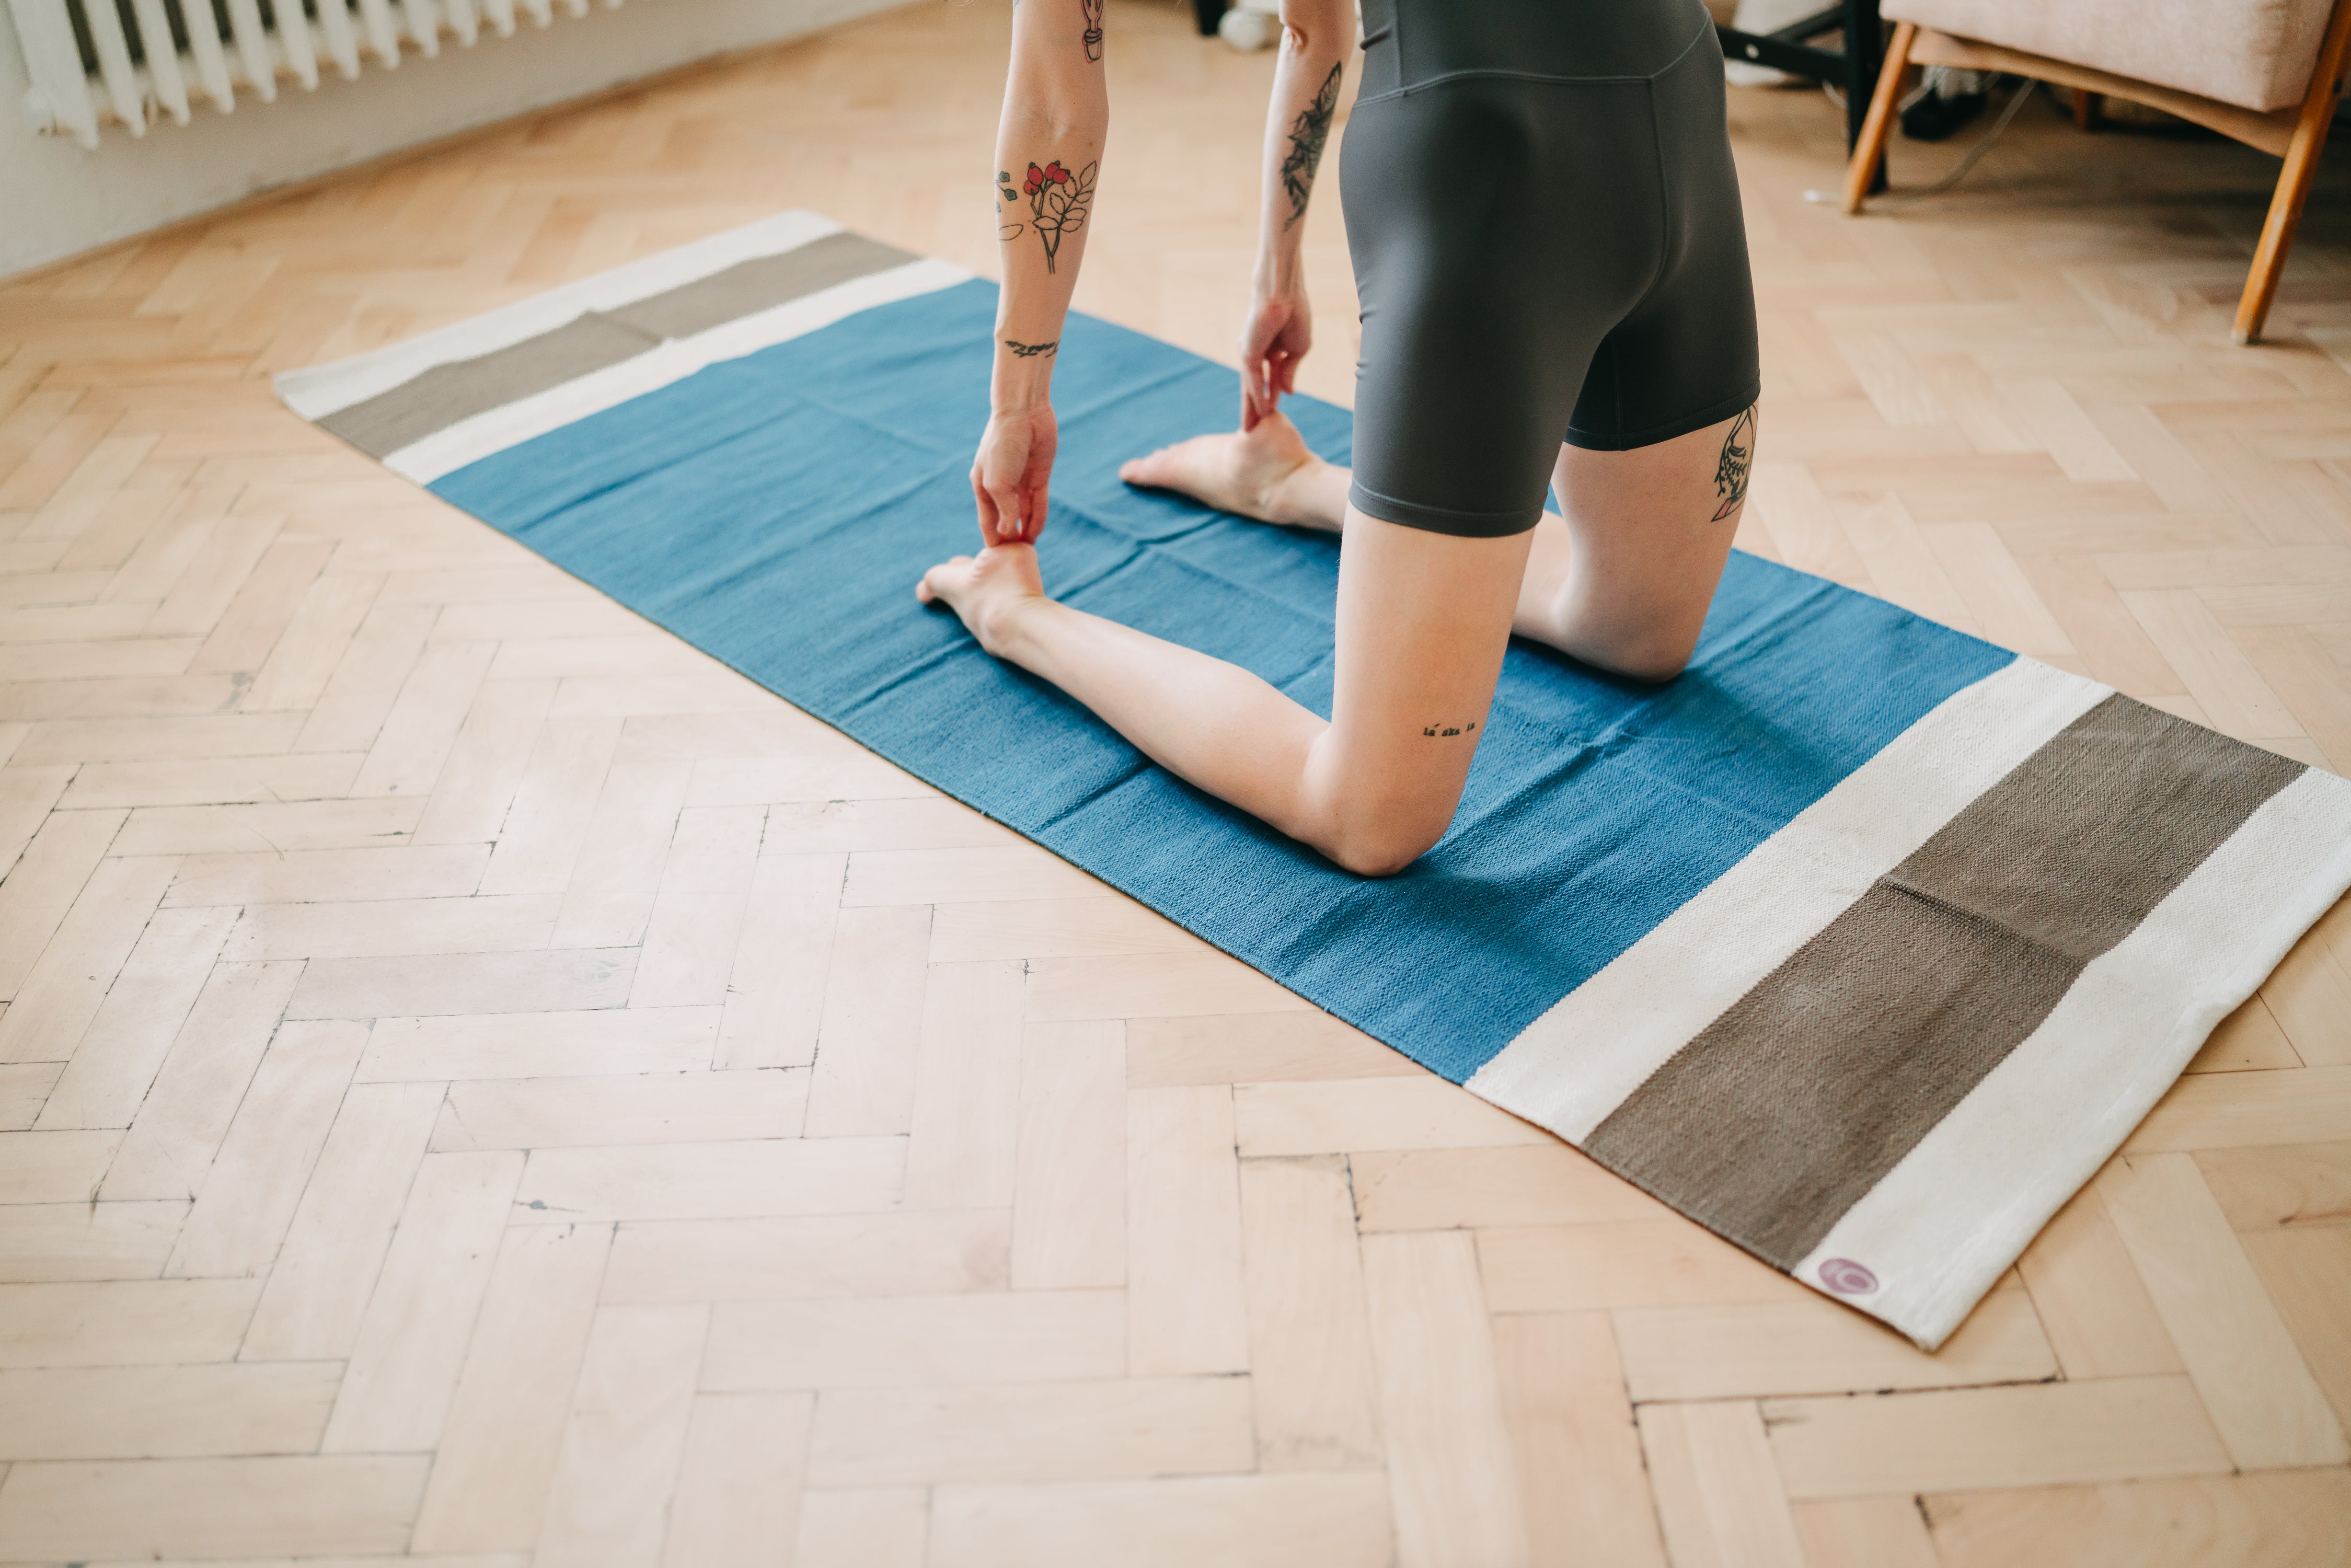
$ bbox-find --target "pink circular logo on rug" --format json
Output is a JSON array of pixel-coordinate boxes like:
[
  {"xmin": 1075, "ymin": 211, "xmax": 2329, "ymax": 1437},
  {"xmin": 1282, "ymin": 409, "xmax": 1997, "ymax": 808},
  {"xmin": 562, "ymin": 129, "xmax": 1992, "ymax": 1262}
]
[{"xmin": 1819, "ymin": 1258, "xmax": 1878, "ymax": 1295}]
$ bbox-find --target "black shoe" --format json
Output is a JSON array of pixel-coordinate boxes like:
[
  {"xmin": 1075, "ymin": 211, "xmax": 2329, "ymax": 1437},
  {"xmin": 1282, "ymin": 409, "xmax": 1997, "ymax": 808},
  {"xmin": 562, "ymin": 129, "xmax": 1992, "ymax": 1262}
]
[{"xmin": 1901, "ymin": 90, "xmax": 1986, "ymax": 142}]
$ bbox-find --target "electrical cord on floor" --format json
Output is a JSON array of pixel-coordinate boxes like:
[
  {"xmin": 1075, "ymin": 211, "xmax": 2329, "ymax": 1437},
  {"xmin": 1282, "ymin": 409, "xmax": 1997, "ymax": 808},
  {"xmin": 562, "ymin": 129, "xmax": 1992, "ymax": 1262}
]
[
  {"xmin": 1830, "ymin": 78, "xmax": 1941, "ymax": 114},
  {"xmin": 1802, "ymin": 75, "xmax": 2037, "ymax": 205},
  {"xmin": 1876, "ymin": 76, "xmax": 2037, "ymax": 206}
]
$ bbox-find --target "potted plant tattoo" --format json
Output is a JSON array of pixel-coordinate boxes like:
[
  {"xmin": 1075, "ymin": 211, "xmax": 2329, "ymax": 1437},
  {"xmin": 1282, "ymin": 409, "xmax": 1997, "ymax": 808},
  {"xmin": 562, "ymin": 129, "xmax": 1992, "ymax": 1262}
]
[{"xmin": 998, "ymin": 160, "xmax": 1099, "ymax": 274}]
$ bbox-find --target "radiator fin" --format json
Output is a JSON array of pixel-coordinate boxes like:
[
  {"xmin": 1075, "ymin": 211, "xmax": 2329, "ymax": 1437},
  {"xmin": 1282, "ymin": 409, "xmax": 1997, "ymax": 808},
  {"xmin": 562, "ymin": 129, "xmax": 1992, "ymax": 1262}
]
[{"xmin": 5, "ymin": 0, "xmax": 635, "ymax": 146}]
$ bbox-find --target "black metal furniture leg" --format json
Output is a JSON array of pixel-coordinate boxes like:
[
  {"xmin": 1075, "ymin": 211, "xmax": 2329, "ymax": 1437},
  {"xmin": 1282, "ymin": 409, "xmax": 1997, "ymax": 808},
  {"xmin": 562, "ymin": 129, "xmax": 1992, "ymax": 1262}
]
[
  {"xmin": 1846, "ymin": 0, "xmax": 1887, "ymax": 192},
  {"xmin": 1715, "ymin": 0, "xmax": 1889, "ymax": 192},
  {"xmin": 1195, "ymin": 0, "xmax": 1225, "ymax": 37}
]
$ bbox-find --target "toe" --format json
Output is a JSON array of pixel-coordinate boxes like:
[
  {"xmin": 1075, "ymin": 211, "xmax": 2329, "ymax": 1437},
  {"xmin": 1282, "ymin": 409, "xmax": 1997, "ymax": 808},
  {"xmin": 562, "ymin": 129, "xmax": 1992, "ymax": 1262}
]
[
  {"xmin": 918, "ymin": 556, "xmax": 972, "ymax": 605},
  {"xmin": 1120, "ymin": 447, "xmax": 1178, "ymax": 488}
]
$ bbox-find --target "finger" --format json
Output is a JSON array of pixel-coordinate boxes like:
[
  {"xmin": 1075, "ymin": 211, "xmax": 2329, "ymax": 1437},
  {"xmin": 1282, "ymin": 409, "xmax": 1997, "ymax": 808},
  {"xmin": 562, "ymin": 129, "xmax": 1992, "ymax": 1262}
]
[
  {"xmin": 973, "ymin": 475, "xmax": 1003, "ymax": 545},
  {"xmin": 988, "ymin": 483, "xmax": 1024, "ymax": 543}
]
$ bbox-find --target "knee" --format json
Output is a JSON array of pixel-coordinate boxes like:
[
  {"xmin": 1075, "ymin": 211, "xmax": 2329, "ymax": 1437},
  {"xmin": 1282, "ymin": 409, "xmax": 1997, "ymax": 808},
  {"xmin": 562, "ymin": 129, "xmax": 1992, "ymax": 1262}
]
[
  {"xmin": 1524, "ymin": 597, "xmax": 1701, "ymax": 684},
  {"xmin": 1319, "ymin": 809, "xmax": 1450, "ymax": 879},
  {"xmin": 1599, "ymin": 638, "xmax": 1695, "ymax": 683},
  {"xmin": 1581, "ymin": 618, "xmax": 1701, "ymax": 683}
]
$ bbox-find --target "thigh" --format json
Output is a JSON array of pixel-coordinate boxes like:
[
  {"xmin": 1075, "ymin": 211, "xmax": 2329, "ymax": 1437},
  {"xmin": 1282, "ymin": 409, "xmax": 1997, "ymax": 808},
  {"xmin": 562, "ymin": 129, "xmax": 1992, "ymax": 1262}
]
[
  {"xmin": 1563, "ymin": 33, "xmax": 1761, "ymax": 454},
  {"xmin": 1539, "ymin": 405, "xmax": 1754, "ymax": 666},
  {"xmin": 1340, "ymin": 82, "xmax": 1661, "ymax": 539},
  {"xmin": 1307, "ymin": 507, "xmax": 1534, "ymax": 847}
]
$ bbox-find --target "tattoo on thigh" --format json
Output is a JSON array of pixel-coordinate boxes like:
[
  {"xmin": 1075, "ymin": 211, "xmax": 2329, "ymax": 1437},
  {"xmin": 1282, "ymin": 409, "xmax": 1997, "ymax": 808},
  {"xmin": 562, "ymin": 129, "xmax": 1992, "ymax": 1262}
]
[
  {"xmin": 1279, "ymin": 63, "xmax": 1343, "ymax": 230},
  {"xmin": 1420, "ymin": 720, "xmax": 1480, "ymax": 739},
  {"xmin": 1711, "ymin": 405, "xmax": 1756, "ymax": 522},
  {"xmin": 1003, "ymin": 160, "xmax": 1099, "ymax": 272},
  {"xmin": 1080, "ymin": 0, "xmax": 1103, "ymax": 61},
  {"xmin": 1004, "ymin": 338, "xmax": 1058, "ymax": 358}
]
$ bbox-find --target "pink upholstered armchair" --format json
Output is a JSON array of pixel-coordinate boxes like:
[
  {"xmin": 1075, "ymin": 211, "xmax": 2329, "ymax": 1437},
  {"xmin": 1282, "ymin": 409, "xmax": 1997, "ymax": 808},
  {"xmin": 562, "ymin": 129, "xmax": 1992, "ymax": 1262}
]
[{"xmin": 1843, "ymin": 0, "xmax": 2351, "ymax": 343}]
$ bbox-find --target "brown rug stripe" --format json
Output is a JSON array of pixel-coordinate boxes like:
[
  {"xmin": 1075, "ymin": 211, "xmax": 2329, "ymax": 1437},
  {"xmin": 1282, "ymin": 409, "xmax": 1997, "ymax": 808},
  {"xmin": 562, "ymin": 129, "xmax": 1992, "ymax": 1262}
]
[
  {"xmin": 1582, "ymin": 694, "xmax": 2304, "ymax": 1269},
  {"xmin": 320, "ymin": 231, "xmax": 919, "ymax": 458},
  {"xmin": 321, "ymin": 313, "xmax": 661, "ymax": 457},
  {"xmin": 602, "ymin": 231, "xmax": 919, "ymax": 340}
]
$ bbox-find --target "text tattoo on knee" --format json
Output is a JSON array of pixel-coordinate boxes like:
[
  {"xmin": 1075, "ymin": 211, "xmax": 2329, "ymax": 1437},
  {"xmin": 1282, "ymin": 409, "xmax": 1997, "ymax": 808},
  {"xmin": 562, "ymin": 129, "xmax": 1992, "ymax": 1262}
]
[
  {"xmin": 1280, "ymin": 63, "xmax": 1343, "ymax": 230},
  {"xmin": 1712, "ymin": 406, "xmax": 1755, "ymax": 521},
  {"xmin": 998, "ymin": 162, "xmax": 1099, "ymax": 272},
  {"xmin": 1421, "ymin": 720, "xmax": 1480, "ymax": 738}
]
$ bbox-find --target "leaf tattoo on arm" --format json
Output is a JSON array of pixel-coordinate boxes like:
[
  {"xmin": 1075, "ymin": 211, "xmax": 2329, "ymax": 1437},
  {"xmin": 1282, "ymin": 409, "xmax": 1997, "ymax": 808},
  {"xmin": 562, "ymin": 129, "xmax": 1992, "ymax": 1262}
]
[
  {"xmin": 1019, "ymin": 159, "xmax": 1098, "ymax": 273},
  {"xmin": 1279, "ymin": 63, "xmax": 1343, "ymax": 230},
  {"xmin": 1711, "ymin": 406, "xmax": 1756, "ymax": 521},
  {"xmin": 1080, "ymin": 0, "xmax": 1103, "ymax": 61},
  {"xmin": 996, "ymin": 170, "xmax": 1024, "ymax": 241}
]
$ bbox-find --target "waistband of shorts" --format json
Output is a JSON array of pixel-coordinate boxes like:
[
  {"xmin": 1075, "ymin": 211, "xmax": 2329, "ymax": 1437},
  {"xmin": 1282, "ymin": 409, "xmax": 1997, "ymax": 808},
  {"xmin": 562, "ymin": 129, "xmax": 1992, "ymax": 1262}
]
[{"xmin": 1353, "ymin": 18, "xmax": 1714, "ymax": 111}]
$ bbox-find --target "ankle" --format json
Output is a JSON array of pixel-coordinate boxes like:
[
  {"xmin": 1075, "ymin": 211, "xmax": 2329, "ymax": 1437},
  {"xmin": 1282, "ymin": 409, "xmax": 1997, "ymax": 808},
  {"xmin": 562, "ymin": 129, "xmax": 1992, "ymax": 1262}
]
[
  {"xmin": 1263, "ymin": 456, "xmax": 1334, "ymax": 531},
  {"xmin": 974, "ymin": 584, "xmax": 1047, "ymax": 661}
]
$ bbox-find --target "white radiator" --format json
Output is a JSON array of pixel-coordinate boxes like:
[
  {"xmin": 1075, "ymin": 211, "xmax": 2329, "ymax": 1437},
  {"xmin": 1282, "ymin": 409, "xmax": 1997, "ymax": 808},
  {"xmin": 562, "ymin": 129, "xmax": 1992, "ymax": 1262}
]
[{"xmin": 7, "ymin": 0, "xmax": 631, "ymax": 148}]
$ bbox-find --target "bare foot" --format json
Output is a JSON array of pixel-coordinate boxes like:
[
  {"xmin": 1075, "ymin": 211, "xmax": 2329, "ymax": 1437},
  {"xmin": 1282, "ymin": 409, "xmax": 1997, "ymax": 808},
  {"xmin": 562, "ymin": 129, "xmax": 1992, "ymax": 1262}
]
[
  {"xmin": 1117, "ymin": 411, "xmax": 1331, "ymax": 529},
  {"xmin": 916, "ymin": 543, "xmax": 1048, "ymax": 659}
]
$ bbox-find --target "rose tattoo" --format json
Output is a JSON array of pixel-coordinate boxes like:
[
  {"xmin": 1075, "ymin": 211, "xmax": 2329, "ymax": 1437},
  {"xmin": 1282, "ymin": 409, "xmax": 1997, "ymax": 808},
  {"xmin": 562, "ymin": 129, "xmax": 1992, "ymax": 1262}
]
[{"xmin": 999, "ymin": 159, "xmax": 1098, "ymax": 273}]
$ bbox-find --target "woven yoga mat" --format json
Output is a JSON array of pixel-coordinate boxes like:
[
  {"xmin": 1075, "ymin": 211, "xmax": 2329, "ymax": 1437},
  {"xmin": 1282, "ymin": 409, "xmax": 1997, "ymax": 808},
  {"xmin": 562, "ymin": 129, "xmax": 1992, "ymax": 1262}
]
[{"xmin": 280, "ymin": 214, "xmax": 2351, "ymax": 1348}]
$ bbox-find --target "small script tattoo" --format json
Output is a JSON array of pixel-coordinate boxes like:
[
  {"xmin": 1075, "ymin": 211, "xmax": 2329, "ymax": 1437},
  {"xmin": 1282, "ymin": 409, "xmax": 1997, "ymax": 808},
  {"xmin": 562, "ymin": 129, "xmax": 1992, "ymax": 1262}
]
[
  {"xmin": 1279, "ymin": 63, "xmax": 1343, "ymax": 230},
  {"xmin": 1421, "ymin": 720, "xmax": 1480, "ymax": 739},
  {"xmin": 1711, "ymin": 405, "xmax": 1756, "ymax": 521},
  {"xmin": 1002, "ymin": 159, "xmax": 1098, "ymax": 272},
  {"xmin": 1080, "ymin": 0, "xmax": 1103, "ymax": 61},
  {"xmin": 1004, "ymin": 338, "xmax": 1058, "ymax": 359}
]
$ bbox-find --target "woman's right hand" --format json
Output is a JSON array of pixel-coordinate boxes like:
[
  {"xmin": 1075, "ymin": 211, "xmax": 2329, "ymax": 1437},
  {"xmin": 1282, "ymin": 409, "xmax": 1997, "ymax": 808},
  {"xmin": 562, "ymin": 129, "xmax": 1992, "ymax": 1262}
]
[
  {"xmin": 1239, "ymin": 286, "xmax": 1311, "ymax": 431},
  {"xmin": 971, "ymin": 401, "xmax": 1059, "ymax": 546}
]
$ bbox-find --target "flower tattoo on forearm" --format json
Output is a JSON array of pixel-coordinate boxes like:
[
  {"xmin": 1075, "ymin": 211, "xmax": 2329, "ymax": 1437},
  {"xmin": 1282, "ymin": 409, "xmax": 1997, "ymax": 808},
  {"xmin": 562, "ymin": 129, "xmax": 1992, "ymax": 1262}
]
[
  {"xmin": 1712, "ymin": 406, "xmax": 1756, "ymax": 521},
  {"xmin": 998, "ymin": 160, "xmax": 1098, "ymax": 273},
  {"xmin": 1080, "ymin": 0, "xmax": 1103, "ymax": 61},
  {"xmin": 1279, "ymin": 62, "xmax": 1342, "ymax": 230}
]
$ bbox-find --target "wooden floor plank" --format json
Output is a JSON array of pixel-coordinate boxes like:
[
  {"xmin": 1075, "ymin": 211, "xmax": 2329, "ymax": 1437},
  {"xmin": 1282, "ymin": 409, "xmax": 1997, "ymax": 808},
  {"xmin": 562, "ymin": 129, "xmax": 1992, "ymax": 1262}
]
[
  {"xmin": 1, "ymin": 1, "xmax": 2348, "ymax": 1559},
  {"xmin": 2100, "ymin": 1154, "xmax": 2350, "ymax": 1470}
]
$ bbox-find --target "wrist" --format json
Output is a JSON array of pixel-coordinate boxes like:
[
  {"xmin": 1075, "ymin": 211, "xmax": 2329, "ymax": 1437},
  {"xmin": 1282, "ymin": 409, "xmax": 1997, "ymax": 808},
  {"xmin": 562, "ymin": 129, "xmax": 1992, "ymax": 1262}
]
[
  {"xmin": 1252, "ymin": 252, "xmax": 1306, "ymax": 298},
  {"xmin": 990, "ymin": 352, "xmax": 1055, "ymax": 413}
]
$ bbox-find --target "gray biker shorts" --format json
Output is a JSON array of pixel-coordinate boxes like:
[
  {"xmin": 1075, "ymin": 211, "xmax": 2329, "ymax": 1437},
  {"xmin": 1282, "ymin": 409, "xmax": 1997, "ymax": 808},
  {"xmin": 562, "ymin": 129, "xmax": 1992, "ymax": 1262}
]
[{"xmin": 1341, "ymin": 0, "xmax": 1763, "ymax": 537}]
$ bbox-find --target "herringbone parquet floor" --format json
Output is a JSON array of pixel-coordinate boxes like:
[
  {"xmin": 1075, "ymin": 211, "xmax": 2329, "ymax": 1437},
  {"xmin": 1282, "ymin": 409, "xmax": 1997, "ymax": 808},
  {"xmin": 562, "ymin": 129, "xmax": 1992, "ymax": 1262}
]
[{"xmin": 2, "ymin": 2, "xmax": 2350, "ymax": 1563}]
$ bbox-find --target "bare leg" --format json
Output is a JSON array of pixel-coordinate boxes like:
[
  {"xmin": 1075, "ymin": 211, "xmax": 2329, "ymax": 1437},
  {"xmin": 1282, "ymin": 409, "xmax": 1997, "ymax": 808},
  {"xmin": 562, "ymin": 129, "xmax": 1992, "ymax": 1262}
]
[
  {"xmin": 916, "ymin": 506, "xmax": 1530, "ymax": 877},
  {"xmin": 916, "ymin": 406, "xmax": 1756, "ymax": 873},
  {"xmin": 1123, "ymin": 406, "xmax": 1756, "ymax": 679},
  {"xmin": 1515, "ymin": 408, "xmax": 1755, "ymax": 679}
]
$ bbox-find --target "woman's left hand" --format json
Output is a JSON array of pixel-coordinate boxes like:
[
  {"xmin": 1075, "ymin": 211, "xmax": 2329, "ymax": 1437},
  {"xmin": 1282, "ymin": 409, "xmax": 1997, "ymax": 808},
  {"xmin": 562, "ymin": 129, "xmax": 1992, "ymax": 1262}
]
[
  {"xmin": 1240, "ymin": 287, "xmax": 1312, "ymax": 431},
  {"xmin": 971, "ymin": 401, "xmax": 1059, "ymax": 545}
]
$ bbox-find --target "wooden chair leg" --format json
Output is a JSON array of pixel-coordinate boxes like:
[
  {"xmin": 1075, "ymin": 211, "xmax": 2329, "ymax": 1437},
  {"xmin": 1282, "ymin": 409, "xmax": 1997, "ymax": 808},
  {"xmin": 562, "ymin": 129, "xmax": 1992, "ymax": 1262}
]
[
  {"xmin": 2238, "ymin": 0, "xmax": 2351, "ymax": 343},
  {"xmin": 1843, "ymin": 20, "xmax": 1917, "ymax": 214},
  {"xmin": 2071, "ymin": 88, "xmax": 2102, "ymax": 130}
]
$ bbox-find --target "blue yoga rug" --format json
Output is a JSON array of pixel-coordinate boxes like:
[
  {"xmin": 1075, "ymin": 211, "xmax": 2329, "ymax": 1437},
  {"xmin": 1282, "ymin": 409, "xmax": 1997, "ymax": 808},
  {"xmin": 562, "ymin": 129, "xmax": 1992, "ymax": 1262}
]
[{"xmin": 280, "ymin": 215, "xmax": 2351, "ymax": 1347}]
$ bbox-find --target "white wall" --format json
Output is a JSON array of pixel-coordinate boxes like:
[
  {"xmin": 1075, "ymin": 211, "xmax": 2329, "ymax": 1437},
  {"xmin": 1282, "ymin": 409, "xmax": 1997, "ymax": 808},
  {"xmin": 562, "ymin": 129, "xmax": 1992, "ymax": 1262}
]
[{"xmin": 2, "ymin": 0, "xmax": 907, "ymax": 279}]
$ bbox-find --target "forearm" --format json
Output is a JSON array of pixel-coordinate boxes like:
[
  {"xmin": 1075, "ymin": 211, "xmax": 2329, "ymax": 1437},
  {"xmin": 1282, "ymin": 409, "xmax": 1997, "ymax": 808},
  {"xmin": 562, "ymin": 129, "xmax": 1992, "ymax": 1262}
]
[
  {"xmin": 993, "ymin": 1, "xmax": 1108, "ymax": 412},
  {"xmin": 1254, "ymin": 5, "xmax": 1350, "ymax": 293}
]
